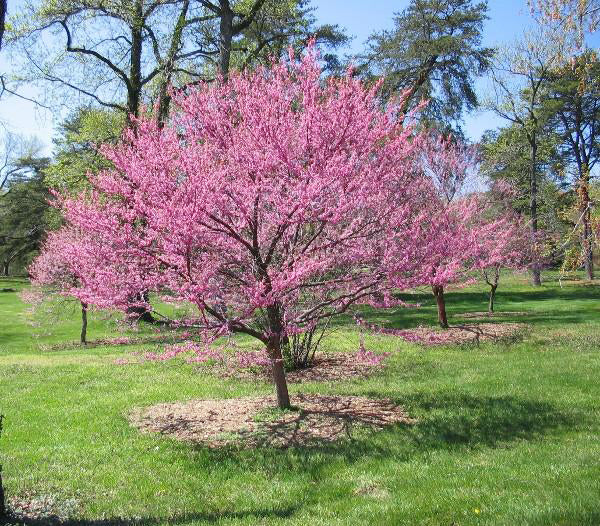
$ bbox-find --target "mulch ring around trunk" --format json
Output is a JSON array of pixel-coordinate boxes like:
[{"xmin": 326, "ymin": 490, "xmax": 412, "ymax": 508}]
[
  {"xmin": 129, "ymin": 394, "xmax": 414, "ymax": 448},
  {"xmin": 455, "ymin": 311, "xmax": 529, "ymax": 319},
  {"xmin": 219, "ymin": 352, "xmax": 387, "ymax": 383}
]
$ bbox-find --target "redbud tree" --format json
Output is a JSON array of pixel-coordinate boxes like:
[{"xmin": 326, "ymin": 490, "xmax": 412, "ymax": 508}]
[
  {"xmin": 28, "ymin": 228, "xmax": 92, "ymax": 344},
  {"xmin": 43, "ymin": 48, "xmax": 438, "ymax": 409},
  {"xmin": 418, "ymin": 132, "xmax": 482, "ymax": 328}
]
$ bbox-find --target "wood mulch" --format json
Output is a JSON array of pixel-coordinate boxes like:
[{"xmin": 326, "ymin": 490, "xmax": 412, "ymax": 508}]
[
  {"xmin": 388, "ymin": 322, "xmax": 528, "ymax": 345},
  {"xmin": 130, "ymin": 394, "xmax": 414, "ymax": 448},
  {"xmin": 219, "ymin": 352, "xmax": 387, "ymax": 384},
  {"xmin": 455, "ymin": 311, "xmax": 529, "ymax": 319}
]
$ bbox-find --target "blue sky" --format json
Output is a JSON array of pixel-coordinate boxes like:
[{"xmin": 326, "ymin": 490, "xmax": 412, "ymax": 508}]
[{"xmin": 0, "ymin": 0, "xmax": 593, "ymax": 153}]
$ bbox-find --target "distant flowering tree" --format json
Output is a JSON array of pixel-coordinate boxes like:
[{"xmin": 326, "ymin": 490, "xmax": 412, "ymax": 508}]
[
  {"xmin": 418, "ymin": 132, "xmax": 482, "ymax": 328},
  {"xmin": 473, "ymin": 181, "xmax": 532, "ymax": 313},
  {"xmin": 37, "ymin": 46, "xmax": 439, "ymax": 409},
  {"xmin": 28, "ymin": 228, "xmax": 91, "ymax": 344}
]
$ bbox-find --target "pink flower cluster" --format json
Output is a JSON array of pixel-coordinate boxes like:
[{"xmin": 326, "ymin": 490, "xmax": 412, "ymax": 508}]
[
  {"xmin": 354, "ymin": 348, "xmax": 390, "ymax": 366},
  {"xmin": 236, "ymin": 350, "xmax": 272, "ymax": 369}
]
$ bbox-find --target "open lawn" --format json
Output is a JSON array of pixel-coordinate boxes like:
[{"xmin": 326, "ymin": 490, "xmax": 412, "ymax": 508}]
[{"xmin": 1, "ymin": 273, "xmax": 600, "ymax": 525}]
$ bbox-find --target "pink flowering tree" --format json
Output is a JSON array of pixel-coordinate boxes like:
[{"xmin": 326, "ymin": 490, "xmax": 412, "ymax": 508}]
[
  {"xmin": 473, "ymin": 182, "xmax": 532, "ymax": 313},
  {"xmin": 28, "ymin": 228, "xmax": 95, "ymax": 344},
  {"xmin": 40, "ymin": 47, "xmax": 438, "ymax": 409},
  {"xmin": 418, "ymin": 132, "xmax": 482, "ymax": 328}
]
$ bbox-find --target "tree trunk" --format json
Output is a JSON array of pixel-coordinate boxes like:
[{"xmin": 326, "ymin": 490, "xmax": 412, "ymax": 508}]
[
  {"xmin": 126, "ymin": 0, "xmax": 144, "ymax": 122},
  {"xmin": 266, "ymin": 306, "xmax": 291, "ymax": 409},
  {"xmin": 432, "ymin": 285, "xmax": 449, "ymax": 329},
  {"xmin": 0, "ymin": 414, "xmax": 5, "ymax": 519},
  {"xmin": 2, "ymin": 260, "xmax": 8, "ymax": 277},
  {"xmin": 488, "ymin": 284, "xmax": 497, "ymax": 314},
  {"xmin": 579, "ymin": 170, "xmax": 594, "ymax": 280},
  {"xmin": 0, "ymin": 0, "xmax": 7, "ymax": 52},
  {"xmin": 156, "ymin": 0, "xmax": 189, "ymax": 126},
  {"xmin": 267, "ymin": 338, "xmax": 291, "ymax": 409},
  {"xmin": 218, "ymin": 0, "xmax": 234, "ymax": 79},
  {"xmin": 80, "ymin": 302, "xmax": 88, "ymax": 345},
  {"xmin": 530, "ymin": 138, "xmax": 542, "ymax": 286}
]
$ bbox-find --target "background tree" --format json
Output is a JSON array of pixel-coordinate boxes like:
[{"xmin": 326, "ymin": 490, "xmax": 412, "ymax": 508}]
[
  {"xmin": 0, "ymin": 155, "xmax": 52, "ymax": 276},
  {"xmin": 486, "ymin": 29, "xmax": 565, "ymax": 285},
  {"xmin": 363, "ymin": 0, "xmax": 493, "ymax": 131},
  {"xmin": 543, "ymin": 52, "xmax": 600, "ymax": 280}
]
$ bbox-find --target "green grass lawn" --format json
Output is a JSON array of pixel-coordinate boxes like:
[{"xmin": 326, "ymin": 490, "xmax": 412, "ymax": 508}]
[{"xmin": 1, "ymin": 273, "xmax": 600, "ymax": 525}]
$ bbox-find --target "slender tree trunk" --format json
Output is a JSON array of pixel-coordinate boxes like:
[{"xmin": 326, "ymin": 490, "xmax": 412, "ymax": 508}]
[
  {"xmin": 218, "ymin": 0, "xmax": 234, "ymax": 80},
  {"xmin": 156, "ymin": 0, "xmax": 189, "ymax": 126},
  {"xmin": 0, "ymin": 470, "xmax": 5, "ymax": 518},
  {"xmin": 432, "ymin": 285, "xmax": 449, "ymax": 329},
  {"xmin": 80, "ymin": 301, "xmax": 88, "ymax": 345},
  {"xmin": 0, "ymin": 0, "xmax": 7, "ymax": 52},
  {"xmin": 266, "ymin": 306, "xmax": 291, "ymax": 409},
  {"xmin": 488, "ymin": 284, "xmax": 497, "ymax": 314},
  {"xmin": 530, "ymin": 139, "xmax": 542, "ymax": 286},
  {"xmin": 579, "ymin": 168, "xmax": 594, "ymax": 280},
  {"xmin": 2, "ymin": 261, "xmax": 8, "ymax": 276},
  {"xmin": 127, "ymin": 0, "xmax": 144, "ymax": 122},
  {"xmin": 0, "ymin": 414, "xmax": 5, "ymax": 519}
]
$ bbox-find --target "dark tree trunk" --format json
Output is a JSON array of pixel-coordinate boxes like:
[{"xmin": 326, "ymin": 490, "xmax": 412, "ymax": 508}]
[
  {"xmin": 2, "ymin": 261, "xmax": 8, "ymax": 277},
  {"xmin": 530, "ymin": 138, "xmax": 542, "ymax": 286},
  {"xmin": 80, "ymin": 302, "xmax": 88, "ymax": 345},
  {"xmin": 266, "ymin": 306, "xmax": 291, "ymax": 409},
  {"xmin": 579, "ymin": 173, "xmax": 594, "ymax": 280},
  {"xmin": 156, "ymin": 0, "xmax": 189, "ymax": 126},
  {"xmin": 218, "ymin": 0, "xmax": 234, "ymax": 80},
  {"xmin": 432, "ymin": 285, "xmax": 449, "ymax": 329},
  {"xmin": 0, "ymin": 414, "xmax": 5, "ymax": 519},
  {"xmin": 0, "ymin": 0, "xmax": 7, "ymax": 52},
  {"xmin": 126, "ymin": 0, "xmax": 144, "ymax": 122},
  {"xmin": 0, "ymin": 470, "xmax": 5, "ymax": 518},
  {"xmin": 127, "ymin": 291, "xmax": 155, "ymax": 323},
  {"xmin": 488, "ymin": 284, "xmax": 497, "ymax": 314}
]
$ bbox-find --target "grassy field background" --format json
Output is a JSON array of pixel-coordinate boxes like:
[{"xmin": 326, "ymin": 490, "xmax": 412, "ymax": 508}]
[{"xmin": 1, "ymin": 273, "xmax": 599, "ymax": 525}]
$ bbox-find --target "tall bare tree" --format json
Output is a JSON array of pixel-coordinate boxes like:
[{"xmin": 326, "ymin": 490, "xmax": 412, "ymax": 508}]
[{"xmin": 486, "ymin": 29, "xmax": 564, "ymax": 285}]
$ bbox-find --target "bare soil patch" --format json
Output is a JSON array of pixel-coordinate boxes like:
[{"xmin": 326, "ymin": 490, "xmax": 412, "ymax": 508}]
[
  {"xmin": 130, "ymin": 394, "xmax": 413, "ymax": 448},
  {"xmin": 220, "ymin": 352, "xmax": 386, "ymax": 384}
]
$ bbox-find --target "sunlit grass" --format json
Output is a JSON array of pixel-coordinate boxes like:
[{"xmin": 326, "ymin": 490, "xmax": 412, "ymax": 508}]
[{"xmin": 1, "ymin": 273, "xmax": 600, "ymax": 525}]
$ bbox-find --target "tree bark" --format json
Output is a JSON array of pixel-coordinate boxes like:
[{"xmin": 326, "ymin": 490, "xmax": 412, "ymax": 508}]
[
  {"xmin": 579, "ymin": 171, "xmax": 594, "ymax": 280},
  {"xmin": 266, "ymin": 306, "xmax": 291, "ymax": 409},
  {"xmin": 0, "ymin": 470, "xmax": 5, "ymax": 518},
  {"xmin": 529, "ymin": 138, "xmax": 542, "ymax": 286},
  {"xmin": 126, "ymin": 0, "xmax": 144, "ymax": 122},
  {"xmin": 218, "ymin": 0, "xmax": 234, "ymax": 80},
  {"xmin": 80, "ymin": 301, "xmax": 88, "ymax": 345},
  {"xmin": 0, "ymin": 0, "xmax": 7, "ymax": 52},
  {"xmin": 0, "ymin": 414, "xmax": 5, "ymax": 519},
  {"xmin": 488, "ymin": 284, "xmax": 497, "ymax": 314},
  {"xmin": 2, "ymin": 260, "xmax": 8, "ymax": 276},
  {"xmin": 432, "ymin": 285, "xmax": 449, "ymax": 329},
  {"xmin": 156, "ymin": 0, "xmax": 190, "ymax": 126}
]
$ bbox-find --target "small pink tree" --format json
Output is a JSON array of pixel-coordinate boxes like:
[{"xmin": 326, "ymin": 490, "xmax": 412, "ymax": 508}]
[
  {"xmin": 473, "ymin": 182, "xmax": 531, "ymax": 314},
  {"xmin": 418, "ymin": 132, "xmax": 482, "ymax": 328},
  {"xmin": 29, "ymin": 228, "xmax": 93, "ymax": 344},
  {"xmin": 41, "ymin": 47, "xmax": 438, "ymax": 408}
]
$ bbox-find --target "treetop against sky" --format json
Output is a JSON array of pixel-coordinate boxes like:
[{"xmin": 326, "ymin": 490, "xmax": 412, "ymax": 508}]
[{"xmin": 0, "ymin": 0, "xmax": 599, "ymax": 152}]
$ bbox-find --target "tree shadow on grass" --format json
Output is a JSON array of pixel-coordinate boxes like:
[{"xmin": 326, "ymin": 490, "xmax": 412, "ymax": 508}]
[
  {"xmin": 2, "ymin": 506, "xmax": 299, "ymax": 526},
  {"xmin": 4, "ymin": 392, "xmax": 583, "ymax": 526},
  {"xmin": 188, "ymin": 391, "xmax": 581, "ymax": 472}
]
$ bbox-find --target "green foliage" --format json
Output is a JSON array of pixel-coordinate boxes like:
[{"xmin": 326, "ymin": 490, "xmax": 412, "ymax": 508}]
[
  {"xmin": 45, "ymin": 107, "xmax": 124, "ymax": 193},
  {"xmin": 364, "ymin": 0, "xmax": 493, "ymax": 131},
  {"xmin": 0, "ymin": 157, "xmax": 52, "ymax": 276}
]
